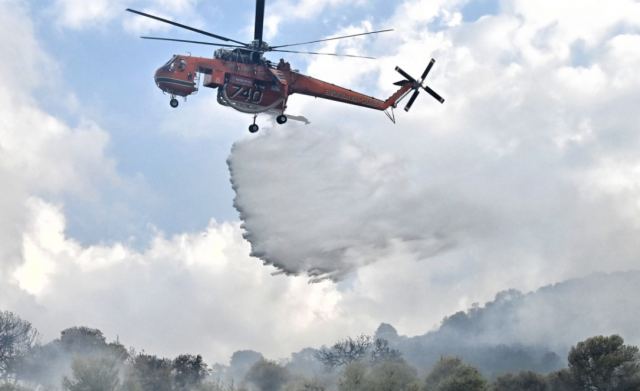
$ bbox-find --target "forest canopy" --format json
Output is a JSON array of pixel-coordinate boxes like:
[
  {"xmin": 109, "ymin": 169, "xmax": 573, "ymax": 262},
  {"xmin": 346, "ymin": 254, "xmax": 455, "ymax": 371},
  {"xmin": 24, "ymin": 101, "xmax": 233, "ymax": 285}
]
[{"xmin": 1, "ymin": 310, "xmax": 639, "ymax": 391}]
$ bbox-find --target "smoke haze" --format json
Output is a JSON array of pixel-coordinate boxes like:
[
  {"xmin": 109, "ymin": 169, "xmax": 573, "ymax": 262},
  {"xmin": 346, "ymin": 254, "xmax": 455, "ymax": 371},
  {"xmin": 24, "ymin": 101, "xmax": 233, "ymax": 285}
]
[
  {"xmin": 377, "ymin": 271, "xmax": 640, "ymax": 376},
  {"xmin": 4, "ymin": 271, "xmax": 638, "ymax": 389}
]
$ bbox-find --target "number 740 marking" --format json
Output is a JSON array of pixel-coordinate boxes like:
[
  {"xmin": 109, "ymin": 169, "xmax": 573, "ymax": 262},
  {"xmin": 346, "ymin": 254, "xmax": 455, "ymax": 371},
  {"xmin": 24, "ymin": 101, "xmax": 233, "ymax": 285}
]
[{"xmin": 230, "ymin": 85, "xmax": 263, "ymax": 103}]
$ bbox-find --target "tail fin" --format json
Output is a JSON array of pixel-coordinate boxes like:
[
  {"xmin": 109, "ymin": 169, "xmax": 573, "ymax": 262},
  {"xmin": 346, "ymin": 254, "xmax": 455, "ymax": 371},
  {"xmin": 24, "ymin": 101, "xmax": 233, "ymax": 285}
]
[{"xmin": 383, "ymin": 81, "xmax": 414, "ymax": 110}]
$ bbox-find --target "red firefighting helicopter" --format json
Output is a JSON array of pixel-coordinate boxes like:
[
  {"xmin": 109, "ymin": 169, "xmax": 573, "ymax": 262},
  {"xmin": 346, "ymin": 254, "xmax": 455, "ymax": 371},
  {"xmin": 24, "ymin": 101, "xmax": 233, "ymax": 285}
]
[{"xmin": 126, "ymin": 0, "xmax": 444, "ymax": 133}]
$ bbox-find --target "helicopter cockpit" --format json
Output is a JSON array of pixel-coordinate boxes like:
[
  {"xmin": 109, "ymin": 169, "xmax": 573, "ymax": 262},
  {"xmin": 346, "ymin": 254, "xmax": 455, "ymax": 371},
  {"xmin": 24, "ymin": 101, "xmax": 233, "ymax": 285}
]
[
  {"xmin": 159, "ymin": 56, "xmax": 188, "ymax": 72},
  {"xmin": 154, "ymin": 55, "xmax": 198, "ymax": 107}
]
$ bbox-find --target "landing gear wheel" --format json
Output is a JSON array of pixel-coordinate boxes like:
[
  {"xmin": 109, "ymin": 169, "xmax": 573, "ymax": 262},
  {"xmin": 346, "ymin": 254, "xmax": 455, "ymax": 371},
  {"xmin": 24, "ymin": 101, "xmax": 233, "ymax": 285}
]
[
  {"xmin": 170, "ymin": 98, "xmax": 179, "ymax": 108},
  {"xmin": 276, "ymin": 114, "xmax": 288, "ymax": 125},
  {"xmin": 249, "ymin": 124, "xmax": 259, "ymax": 133}
]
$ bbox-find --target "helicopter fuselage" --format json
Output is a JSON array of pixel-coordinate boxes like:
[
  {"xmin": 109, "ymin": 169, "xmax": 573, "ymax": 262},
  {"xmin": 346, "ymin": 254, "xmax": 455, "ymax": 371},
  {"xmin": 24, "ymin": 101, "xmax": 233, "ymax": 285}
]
[
  {"xmin": 154, "ymin": 53, "xmax": 414, "ymax": 117},
  {"xmin": 128, "ymin": 2, "xmax": 444, "ymax": 132}
]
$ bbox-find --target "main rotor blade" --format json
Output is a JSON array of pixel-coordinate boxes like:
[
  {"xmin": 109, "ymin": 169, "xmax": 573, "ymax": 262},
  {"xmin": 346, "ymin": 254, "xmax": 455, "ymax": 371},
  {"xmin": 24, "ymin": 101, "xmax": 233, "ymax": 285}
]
[
  {"xmin": 423, "ymin": 85, "xmax": 445, "ymax": 104},
  {"xmin": 126, "ymin": 8, "xmax": 248, "ymax": 46},
  {"xmin": 254, "ymin": 0, "xmax": 265, "ymax": 45},
  {"xmin": 395, "ymin": 66, "xmax": 417, "ymax": 84},
  {"xmin": 404, "ymin": 90, "xmax": 420, "ymax": 112},
  {"xmin": 272, "ymin": 49, "xmax": 376, "ymax": 59},
  {"xmin": 420, "ymin": 58, "xmax": 435, "ymax": 82},
  {"xmin": 271, "ymin": 29, "xmax": 394, "ymax": 49},
  {"xmin": 141, "ymin": 36, "xmax": 245, "ymax": 48}
]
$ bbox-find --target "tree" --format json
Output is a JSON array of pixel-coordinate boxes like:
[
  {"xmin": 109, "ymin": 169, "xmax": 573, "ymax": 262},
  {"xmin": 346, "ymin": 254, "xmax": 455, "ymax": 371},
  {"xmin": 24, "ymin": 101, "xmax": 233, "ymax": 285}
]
[
  {"xmin": 492, "ymin": 371, "xmax": 548, "ymax": 391},
  {"xmin": 284, "ymin": 377, "xmax": 326, "ymax": 391},
  {"xmin": 370, "ymin": 339, "xmax": 402, "ymax": 364},
  {"xmin": 59, "ymin": 327, "xmax": 107, "ymax": 354},
  {"xmin": 568, "ymin": 335, "xmax": 640, "ymax": 391},
  {"xmin": 173, "ymin": 354, "xmax": 209, "ymax": 390},
  {"xmin": 10, "ymin": 340, "xmax": 65, "ymax": 387},
  {"xmin": 338, "ymin": 362, "xmax": 368, "ymax": 391},
  {"xmin": 423, "ymin": 357, "xmax": 487, "ymax": 391},
  {"xmin": 0, "ymin": 311, "xmax": 37, "ymax": 380},
  {"xmin": 546, "ymin": 369, "xmax": 575, "ymax": 391},
  {"xmin": 14, "ymin": 326, "xmax": 127, "ymax": 388},
  {"xmin": 315, "ymin": 336, "xmax": 372, "ymax": 368},
  {"xmin": 368, "ymin": 360, "xmax": 418, "ymax": 391},
  {"xmin": 124, "ymin": 354, "xmax": 172, "ymax": 391},
  {"xmin": 245, "ymin": 359, "xmax": 289, "ymax": 391},
  {"xmin": 229, "ymin": 350, "xmax": 264, "ymax": 383},
  {"xmin": 62, "ymin": 356, "xmax": 121, "ymax": 391}
]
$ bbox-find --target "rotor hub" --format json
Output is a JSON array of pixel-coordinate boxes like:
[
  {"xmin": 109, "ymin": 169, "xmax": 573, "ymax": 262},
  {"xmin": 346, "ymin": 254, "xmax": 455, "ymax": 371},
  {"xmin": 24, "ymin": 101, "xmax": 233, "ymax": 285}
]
[{"xmin": 250, "ymin": 40, "xmax": 270, "ymax": 52}]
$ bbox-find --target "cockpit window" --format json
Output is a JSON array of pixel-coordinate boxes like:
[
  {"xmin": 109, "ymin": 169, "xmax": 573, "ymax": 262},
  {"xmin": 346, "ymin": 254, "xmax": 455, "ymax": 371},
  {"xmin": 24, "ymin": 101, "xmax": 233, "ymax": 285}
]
[
  {"xmin": 161, "ymin": 56, "xmax": 178, "ymax": 72},
  {"xmin": 177, "ymin": 59, "xmax": 187, "ymax": 71}
]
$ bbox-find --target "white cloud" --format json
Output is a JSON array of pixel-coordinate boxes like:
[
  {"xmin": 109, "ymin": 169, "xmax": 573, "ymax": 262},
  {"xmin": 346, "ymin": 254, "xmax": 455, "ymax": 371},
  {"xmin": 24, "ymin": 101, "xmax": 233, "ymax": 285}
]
[
  {"xmin": 228, "ymin": 0, "xmax": 640, "ymax": 328},
  {"xmin": 9, "ymin": 199, "xmax": 346, "ymax": 362},
  {"xmin": 0, "ymin": 2, "xmax": 116, "ymax": 273},
  {"xmin": 50, "ymin": 0, "xmax": 124, "ymax": 29},
  {"xmin": 264, "ymin": 0, "xmax": 365, "ymax": 39},
  {"xmin": 49, "ymin": 0, "xmax": 203, "ymax": 34}
]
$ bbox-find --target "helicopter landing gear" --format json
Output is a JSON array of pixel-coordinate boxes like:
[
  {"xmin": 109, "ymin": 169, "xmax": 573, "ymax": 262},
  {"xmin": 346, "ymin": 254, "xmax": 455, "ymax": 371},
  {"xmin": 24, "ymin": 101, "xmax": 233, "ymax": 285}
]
[
  {"xmin": 170, "ymin": 97, "xmax": 179, "ymax": 108},
  {"xmin": 249, "ymin": 115, "xmax": 259, "ymax": 133},
  {"xmin": 276, "ymin": 114, "xmax": 288, "ymax": 125}
]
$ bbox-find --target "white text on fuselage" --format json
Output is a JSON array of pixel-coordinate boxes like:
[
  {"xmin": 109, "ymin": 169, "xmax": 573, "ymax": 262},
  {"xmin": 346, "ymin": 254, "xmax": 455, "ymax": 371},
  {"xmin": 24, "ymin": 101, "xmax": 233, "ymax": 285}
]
[{"xmin": 227, "ymin": 85, "xmax": 263, "ymax": 103}]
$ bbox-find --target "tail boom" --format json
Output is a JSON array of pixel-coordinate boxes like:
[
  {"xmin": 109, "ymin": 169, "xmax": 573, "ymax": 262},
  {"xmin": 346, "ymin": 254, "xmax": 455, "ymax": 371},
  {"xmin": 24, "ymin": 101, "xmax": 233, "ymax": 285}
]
[
  {"xmin": 289, "ymin": 74, "xmax": 414, "ymax": 111},
  {"xmin": 288, "ymin": 57, "xmax": 443, "ymax": 115}
]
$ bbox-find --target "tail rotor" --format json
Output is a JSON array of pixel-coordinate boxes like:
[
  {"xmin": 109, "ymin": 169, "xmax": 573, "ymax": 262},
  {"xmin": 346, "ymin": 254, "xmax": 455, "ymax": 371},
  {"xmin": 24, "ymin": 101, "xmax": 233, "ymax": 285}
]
[{"xmin": 395, "ymin": 58, "xmax": 444, "ymax": 112}]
